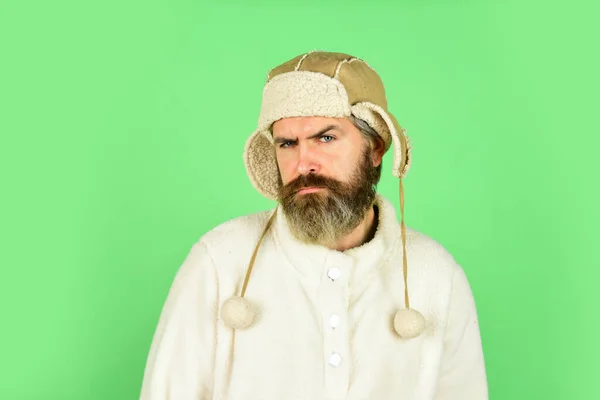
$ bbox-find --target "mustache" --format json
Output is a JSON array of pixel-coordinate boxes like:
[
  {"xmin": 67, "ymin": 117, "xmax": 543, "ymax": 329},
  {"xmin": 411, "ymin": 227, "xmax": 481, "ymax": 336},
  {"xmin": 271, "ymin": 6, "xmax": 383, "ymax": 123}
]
[{"xmin": 279, "ymin": 174, "xmax": 344, "ymax": 198}]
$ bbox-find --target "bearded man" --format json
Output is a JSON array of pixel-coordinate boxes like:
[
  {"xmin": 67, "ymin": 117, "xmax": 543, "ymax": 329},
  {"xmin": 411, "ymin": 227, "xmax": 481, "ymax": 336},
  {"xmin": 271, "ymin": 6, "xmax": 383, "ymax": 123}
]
[{"xmin": 140, "ymin": 51, "xmax": 488, "ymax": 400}]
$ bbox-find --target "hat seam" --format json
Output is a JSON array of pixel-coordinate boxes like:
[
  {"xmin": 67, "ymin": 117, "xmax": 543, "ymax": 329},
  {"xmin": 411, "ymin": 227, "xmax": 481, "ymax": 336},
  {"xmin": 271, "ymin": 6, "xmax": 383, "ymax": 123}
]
[
  {"xmin": 294, "ymin": 52, "xmax": 312, "ymax": 71},
  {"xmin": 333, "ymin": 57, "xmax": 356, "ymax": 79}
]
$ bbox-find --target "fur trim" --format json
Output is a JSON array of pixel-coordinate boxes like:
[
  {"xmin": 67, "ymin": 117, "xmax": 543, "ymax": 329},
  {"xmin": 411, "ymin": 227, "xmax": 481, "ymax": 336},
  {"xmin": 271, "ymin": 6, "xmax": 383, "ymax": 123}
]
[
  {"xmin": 257, "ymin": 71, "xmax": 351, "ymax": 130},
  {"xmin": 244, "ymin": 128, "xmax": 279, "ymax": 200},
  {"xmin": 351, "ymin": 102, "xmax": 412, "ymax": 178}
]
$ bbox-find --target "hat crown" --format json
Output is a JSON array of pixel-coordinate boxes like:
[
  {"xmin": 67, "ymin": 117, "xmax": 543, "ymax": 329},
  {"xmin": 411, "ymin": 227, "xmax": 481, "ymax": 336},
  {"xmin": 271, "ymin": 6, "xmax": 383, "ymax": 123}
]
[{"xmin": 266, "ymin": 51, "xmax": 388, "ymax": 109}]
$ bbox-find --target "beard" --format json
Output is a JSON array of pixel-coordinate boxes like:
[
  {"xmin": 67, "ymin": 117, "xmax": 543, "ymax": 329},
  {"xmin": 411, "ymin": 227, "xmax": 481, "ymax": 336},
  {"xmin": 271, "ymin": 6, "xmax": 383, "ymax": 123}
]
[{"xmin": 277, "ymin": 146, "xmax": 381, "ymax": 246}]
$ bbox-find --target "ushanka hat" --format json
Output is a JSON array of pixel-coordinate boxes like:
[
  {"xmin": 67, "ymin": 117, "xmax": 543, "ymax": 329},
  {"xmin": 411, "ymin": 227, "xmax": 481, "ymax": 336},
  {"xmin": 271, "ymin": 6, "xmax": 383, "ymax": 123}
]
[
  {"xmin": 244, "ymin": 50, "xmax": 411, "ymax": 199},
  {"xmin": 221, "ymin": 50, "xmax": 426, "ymax": 339}
]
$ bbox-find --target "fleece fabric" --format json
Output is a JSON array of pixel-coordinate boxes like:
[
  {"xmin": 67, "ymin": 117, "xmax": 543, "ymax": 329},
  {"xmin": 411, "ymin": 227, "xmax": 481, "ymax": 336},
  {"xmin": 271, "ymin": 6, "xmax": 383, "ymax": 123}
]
[{"xmin": 139, "ymin": 194, "xmax": 488, "ymax": 400}]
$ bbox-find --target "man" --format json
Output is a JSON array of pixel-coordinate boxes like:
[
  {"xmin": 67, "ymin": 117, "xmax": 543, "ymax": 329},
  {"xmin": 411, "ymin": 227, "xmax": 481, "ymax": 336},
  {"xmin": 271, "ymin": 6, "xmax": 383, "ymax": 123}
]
[{"xmin": 139, "ymin": 51, "xmax": 488, "ymax": 400}]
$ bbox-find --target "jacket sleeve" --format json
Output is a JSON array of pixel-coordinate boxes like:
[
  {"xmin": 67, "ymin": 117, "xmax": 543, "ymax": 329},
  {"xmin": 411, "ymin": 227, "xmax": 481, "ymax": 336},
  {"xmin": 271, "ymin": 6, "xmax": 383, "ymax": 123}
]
[
  {"xmin": 435, "ymin": 264, "xmax": 488, "ymax": 400},
  {"xmin": 139, "ymin": 240, "xmax": 219, "ymax": 400}
]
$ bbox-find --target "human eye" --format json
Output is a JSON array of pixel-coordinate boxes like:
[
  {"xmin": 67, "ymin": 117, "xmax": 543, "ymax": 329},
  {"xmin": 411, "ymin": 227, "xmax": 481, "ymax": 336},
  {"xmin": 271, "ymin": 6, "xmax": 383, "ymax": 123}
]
[
  {"xmin": 279, "ymin": 140, "xmax": 295, "ymax": 148},
  {"xmin": 319, "ymin": 135, "xmax": 335, "ymax": 143}
]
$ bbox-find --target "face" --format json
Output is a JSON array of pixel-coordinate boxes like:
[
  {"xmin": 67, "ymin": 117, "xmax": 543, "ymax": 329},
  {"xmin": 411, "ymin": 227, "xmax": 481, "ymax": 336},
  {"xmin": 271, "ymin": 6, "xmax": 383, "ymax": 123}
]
[{"xmin": 272, "ymin": 116, "xmax": 384, "ymax": 245}]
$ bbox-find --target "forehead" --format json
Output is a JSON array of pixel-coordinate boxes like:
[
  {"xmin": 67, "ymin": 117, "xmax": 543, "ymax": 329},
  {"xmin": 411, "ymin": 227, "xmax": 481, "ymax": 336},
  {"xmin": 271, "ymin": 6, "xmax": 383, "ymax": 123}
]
[{"xmin": 272, "ymin": 116, "xmax": 352, "ymax": 137}]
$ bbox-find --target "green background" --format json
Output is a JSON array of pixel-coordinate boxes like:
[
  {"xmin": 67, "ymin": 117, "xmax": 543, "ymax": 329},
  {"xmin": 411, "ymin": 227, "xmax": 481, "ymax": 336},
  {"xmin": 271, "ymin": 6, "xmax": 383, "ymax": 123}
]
[{"xmin": 1, "ymin": 0, "xmax": 598, "ymax": 398}]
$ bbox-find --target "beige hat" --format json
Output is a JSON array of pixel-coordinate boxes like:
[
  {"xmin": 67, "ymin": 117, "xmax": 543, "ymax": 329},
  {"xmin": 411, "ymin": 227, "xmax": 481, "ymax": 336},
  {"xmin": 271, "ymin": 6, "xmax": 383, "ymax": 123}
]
[
  {"xmin": 223, "ymin": 51, "xmax": 425, "ymax": 340},
  {"xmin": 243, "ymin": 50, "xmax": 412, "ymax": 200}
]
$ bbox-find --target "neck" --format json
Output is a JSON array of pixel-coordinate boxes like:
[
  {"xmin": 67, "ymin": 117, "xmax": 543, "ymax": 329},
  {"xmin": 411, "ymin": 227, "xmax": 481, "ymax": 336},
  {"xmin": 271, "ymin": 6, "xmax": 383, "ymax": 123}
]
[{"xmin": 327, "ymin": 204, "xmax": 378, "ymax": 252}]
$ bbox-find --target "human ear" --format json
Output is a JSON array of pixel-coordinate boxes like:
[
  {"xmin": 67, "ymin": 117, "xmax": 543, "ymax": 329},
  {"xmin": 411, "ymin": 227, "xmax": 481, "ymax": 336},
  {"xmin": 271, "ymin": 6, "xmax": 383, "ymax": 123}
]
[{"xmin": 371, "ymin": 136, "xmax": 386, "ymax": 167}]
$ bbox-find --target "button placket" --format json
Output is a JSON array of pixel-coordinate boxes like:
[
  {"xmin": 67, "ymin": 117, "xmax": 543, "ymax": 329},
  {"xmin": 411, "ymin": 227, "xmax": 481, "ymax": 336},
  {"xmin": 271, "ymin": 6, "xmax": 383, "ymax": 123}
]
[{"xmin": 319, "ymin": 254, "xmax": 352, "ymax": 399}]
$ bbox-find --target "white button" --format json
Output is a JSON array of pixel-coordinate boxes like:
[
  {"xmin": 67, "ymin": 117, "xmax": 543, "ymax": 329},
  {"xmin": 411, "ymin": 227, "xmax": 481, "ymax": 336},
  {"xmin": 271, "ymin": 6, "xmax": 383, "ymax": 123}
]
[
  {"xmin": 329, "ymin": 314, "xmax": 341, "ymax": 328},
  {"xmin": 327, "ymin": 268, "xmax": 341, "ymax": 280},
  {"xmin": 328, "ymin": 353, "xmax": 342, "ymax": 367}
]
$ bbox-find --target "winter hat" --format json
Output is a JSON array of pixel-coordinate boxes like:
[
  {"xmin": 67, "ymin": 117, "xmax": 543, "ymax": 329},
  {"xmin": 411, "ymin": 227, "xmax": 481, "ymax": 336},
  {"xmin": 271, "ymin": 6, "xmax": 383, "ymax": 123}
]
[
  {"xmin": 222, "ymin": 50, "xmax": 425, "ymax": 339},
  {"xmin": 244, "ymin": 50, "xmax": 412, "ymax": 199}
]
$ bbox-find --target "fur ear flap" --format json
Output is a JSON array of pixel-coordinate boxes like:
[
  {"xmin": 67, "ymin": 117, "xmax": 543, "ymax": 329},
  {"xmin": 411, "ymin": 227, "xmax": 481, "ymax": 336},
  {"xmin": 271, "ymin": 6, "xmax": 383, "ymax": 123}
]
[
  {"xmin": 351, "ymin": 102, "xmax": 412, "ymax": 178},
  {"xmin": 244, "ymin": 129, "xmax": 280, "ymax": 201}
]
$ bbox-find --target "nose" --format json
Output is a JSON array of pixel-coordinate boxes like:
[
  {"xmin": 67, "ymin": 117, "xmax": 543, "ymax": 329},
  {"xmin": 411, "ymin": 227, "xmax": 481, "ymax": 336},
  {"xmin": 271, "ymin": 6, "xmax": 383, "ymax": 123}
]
[{"xmin": 296, "ymin": 143, "xmax": 320, "ymax": 176}]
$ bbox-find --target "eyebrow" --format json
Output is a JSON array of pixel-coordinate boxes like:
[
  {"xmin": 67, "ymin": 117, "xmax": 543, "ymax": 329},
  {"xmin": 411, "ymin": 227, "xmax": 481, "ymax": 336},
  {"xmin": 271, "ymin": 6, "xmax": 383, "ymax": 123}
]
[{"xmin": 273, "ymin": 124, "xmax": 340, "ymax": 144}]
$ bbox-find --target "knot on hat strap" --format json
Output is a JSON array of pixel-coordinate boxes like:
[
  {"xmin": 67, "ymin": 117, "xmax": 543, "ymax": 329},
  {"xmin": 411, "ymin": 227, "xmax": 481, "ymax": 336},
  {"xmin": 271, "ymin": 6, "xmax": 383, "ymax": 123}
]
[{"xmin": 240, "ymin": 204, "xmax": 279, "ymax": 297}]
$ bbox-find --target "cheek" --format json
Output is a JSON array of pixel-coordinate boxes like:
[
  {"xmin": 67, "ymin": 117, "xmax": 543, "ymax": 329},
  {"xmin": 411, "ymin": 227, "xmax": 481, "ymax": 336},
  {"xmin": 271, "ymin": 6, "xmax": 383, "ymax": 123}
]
[
  {"xmin": 275, "ymin": 153, "xmax": 294, "ymax": 183},
  {"xmin": 325, "ymin": 150, "xmax": 353, "ymax": 176}
]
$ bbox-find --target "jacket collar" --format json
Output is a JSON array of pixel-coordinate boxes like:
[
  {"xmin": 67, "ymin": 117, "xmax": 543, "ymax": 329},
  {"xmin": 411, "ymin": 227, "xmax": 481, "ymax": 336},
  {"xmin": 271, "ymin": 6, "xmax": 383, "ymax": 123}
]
[{"xmin": 272, "ymin": 194, "xmax": 402, "ymax": 284}]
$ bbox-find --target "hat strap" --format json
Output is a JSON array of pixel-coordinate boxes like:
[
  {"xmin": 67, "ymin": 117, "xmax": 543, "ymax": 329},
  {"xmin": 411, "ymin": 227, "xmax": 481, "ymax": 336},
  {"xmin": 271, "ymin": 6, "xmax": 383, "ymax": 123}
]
[
  {"xmin": 399, "ymin": 178, "xmax": 411, "ymax": 309},
  {"xmin": 240, "ymin": 204, "xmax": 279, "ymax": 297}
]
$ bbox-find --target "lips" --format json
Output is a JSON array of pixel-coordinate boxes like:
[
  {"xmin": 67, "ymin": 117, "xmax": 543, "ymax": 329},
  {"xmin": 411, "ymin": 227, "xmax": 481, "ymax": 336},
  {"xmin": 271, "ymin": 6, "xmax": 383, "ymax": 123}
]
[{"xmin": 297, "ymin": 187, "xmax": 324, "ymax": 194}]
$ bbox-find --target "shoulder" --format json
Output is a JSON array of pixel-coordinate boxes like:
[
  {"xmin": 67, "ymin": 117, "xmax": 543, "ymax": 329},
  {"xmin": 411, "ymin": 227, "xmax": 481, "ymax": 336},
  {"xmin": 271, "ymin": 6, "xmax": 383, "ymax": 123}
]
[
  {"xmin": 404, "ymin": 227, "xmax": 463, "ymax": 278},
  {"xmin": 377, "ymin": 194, "xmax": 461, "ymax": 275},
  {"xmin": 402, "ymin": 228, "xmax": 476, "ymax": 320},
  {"xmin": 406, "ymin": 228, "xmax": 456, "ymax": 261},
  {"xmin": 200, "ymin": 209, "xmax": 273, "ymax": 243},
  {"xmin": 194, "ymin": 208, "xmax": 275, "ymax": 266}
]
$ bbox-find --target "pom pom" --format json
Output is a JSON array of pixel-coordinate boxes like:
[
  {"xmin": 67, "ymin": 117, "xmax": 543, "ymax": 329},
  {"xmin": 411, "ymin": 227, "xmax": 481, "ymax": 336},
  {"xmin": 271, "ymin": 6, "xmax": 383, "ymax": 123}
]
[
  {"xmin": 393, "ymin": 308, "xmax": 425, "ymax": 339},
  {"xmin": 221, "ymin": 296, "xmax": 256, "ymax": 329}
]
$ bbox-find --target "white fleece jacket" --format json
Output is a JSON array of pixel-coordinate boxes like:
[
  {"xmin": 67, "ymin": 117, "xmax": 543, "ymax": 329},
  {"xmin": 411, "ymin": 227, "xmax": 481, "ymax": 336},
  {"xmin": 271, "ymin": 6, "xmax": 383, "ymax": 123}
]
[{"xmin": 139, "ymin": 194, "xmax": 488, "ymax": 400}]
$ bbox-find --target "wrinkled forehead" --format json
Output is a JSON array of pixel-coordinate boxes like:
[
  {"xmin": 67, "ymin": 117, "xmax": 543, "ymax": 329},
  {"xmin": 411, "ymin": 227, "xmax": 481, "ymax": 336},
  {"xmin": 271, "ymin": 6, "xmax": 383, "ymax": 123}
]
[{"xmin": 271, "ymin": 116, "xmax": 349, "ymax": 138}]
